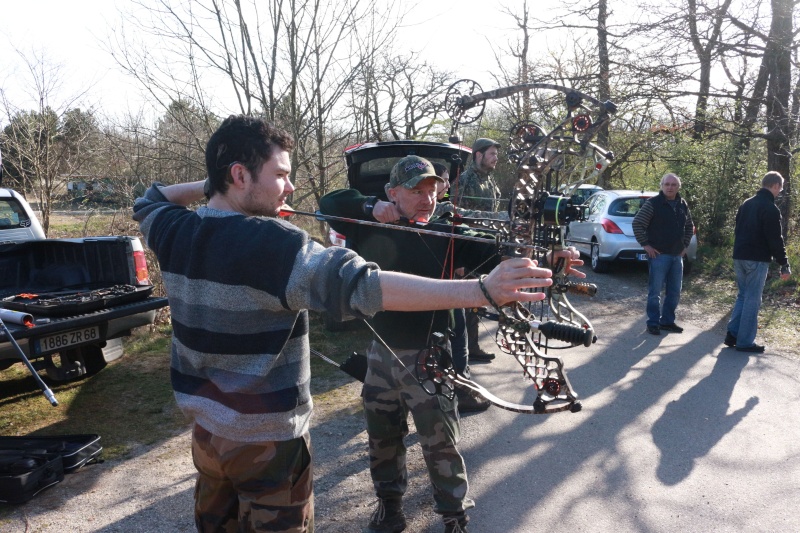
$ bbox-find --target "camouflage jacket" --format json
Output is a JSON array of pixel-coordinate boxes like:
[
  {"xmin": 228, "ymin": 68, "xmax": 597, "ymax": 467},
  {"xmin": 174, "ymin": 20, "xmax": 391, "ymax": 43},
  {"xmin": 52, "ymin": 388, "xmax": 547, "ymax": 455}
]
[{"xmin": 451, "ymin": 161, "xmax": 500, "ymax": 211}]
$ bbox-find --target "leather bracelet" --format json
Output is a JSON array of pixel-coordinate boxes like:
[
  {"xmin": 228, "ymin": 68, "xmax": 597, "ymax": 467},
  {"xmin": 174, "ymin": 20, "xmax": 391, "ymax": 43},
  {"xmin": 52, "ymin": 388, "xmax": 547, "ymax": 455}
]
[
  {"xmin": 478, "ymin": 275, "xmax": 502, "ymax": 311},
  {"xmin": 362, "ymin": 196, "xmax": 378, "ymax": 218}
]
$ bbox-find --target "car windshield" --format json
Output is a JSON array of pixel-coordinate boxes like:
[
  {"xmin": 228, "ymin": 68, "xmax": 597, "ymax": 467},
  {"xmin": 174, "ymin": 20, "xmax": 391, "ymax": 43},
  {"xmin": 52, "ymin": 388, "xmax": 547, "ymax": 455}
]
[
  {"xmin": 608, "ymin": 197, "xmax": 650, "ymax": 217},
  {"xmin": 0, "ymin": 199, "xmax": 29, "ymax": 230},
  {"xmin": 359, "ymin": 156, "xmax": 454, "ymax": 178},
  {"xmin": 359, "ymin": 157, "xmax": 399, "ymax": 177}
]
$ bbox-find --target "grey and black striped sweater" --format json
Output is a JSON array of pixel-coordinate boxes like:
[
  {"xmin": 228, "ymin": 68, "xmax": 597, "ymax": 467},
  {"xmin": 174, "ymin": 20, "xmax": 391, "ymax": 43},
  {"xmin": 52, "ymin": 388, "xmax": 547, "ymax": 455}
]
[{"xmin": 133, "ymin": 184, "xmax": 382, "ymax": 443}]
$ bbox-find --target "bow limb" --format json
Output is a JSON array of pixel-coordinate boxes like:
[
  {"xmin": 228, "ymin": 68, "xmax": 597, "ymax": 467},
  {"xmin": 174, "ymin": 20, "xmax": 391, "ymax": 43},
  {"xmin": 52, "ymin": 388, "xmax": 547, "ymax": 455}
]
[
  {"xmin": 492, "ymin": 303, "xmax": 583, "ymax": 413},
  {"xmin": 415, "ymin": 336, "xmax": 581, "ymax": 414},
  {"xmin": 453, "ymin": 374, "xmax": 579, "ymax": 414}
]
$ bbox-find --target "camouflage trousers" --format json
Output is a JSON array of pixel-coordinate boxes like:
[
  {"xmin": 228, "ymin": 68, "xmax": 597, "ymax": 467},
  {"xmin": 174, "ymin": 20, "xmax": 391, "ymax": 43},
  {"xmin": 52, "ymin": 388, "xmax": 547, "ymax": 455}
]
[
  {"xmin": 363, "ymin": 340, "xmax": 475, "ymax": 515},
  {"xmin": 191, "ymin": 423, "xmax": 314, "ymax": 532}
]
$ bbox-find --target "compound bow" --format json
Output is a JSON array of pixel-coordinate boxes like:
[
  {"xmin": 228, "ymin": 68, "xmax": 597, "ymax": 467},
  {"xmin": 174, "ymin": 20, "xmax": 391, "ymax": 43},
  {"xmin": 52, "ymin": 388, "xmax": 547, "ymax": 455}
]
[{"xmin": 415, "ymin": 79, "xmax": 617, "ymax": 414}]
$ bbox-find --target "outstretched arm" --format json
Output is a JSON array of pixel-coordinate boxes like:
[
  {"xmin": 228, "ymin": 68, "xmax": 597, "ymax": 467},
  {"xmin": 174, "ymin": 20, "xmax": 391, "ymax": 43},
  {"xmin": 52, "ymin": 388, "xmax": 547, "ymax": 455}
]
[{"xmin": 379, "ymin": 258, "xmax": 552, "ymax": 311}]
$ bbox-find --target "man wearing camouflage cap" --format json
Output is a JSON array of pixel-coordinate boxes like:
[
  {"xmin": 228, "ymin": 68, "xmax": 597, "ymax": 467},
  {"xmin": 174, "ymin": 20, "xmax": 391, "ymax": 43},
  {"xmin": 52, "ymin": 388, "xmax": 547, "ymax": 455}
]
[
  {"xmin": 451, "ymin": 138, "xmax": 504, "ymax": 364},
  {"xmin": 319, "ymin": 154, "xmax": 585, "ymax": 533},
  {"xmin": 320, "ymin": 155, "xmax": 498, "ymax": 532}
]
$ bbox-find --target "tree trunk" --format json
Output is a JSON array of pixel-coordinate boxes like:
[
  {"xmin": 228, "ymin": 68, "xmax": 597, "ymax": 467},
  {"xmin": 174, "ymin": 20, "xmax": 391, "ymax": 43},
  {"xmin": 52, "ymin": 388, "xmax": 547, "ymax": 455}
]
[{"xmin": 764, "ymin": 0, "xmax": 793, "ymax": 237}]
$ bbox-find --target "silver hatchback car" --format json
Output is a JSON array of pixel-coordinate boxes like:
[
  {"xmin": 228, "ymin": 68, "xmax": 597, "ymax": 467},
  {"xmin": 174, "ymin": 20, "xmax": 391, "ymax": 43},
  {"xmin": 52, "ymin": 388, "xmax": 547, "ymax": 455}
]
[{"xmin": 566, "ymin": 190, "xmax": 697, "ymax": 273}]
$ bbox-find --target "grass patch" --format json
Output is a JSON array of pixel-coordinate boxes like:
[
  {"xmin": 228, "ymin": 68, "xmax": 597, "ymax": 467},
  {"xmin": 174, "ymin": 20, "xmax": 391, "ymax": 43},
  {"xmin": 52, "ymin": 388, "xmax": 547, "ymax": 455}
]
[
  {"xmin": 0, "ymin": 327, "xmax": 186, "ymax": 459},
  {"xmin": 0, "ymin": 314, "xmax": 373, "ymax": 459},
  {"xmin": 683, "ymin": 243, "xmax": 800, "ymax": 358}
]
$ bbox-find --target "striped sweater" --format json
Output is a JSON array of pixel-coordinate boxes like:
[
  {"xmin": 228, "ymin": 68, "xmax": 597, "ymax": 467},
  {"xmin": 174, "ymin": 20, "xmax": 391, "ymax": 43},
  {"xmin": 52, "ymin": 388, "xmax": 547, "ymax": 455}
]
[{"xmin": 133, "ymin": 184, "xmax": 383, "ymax": 443}]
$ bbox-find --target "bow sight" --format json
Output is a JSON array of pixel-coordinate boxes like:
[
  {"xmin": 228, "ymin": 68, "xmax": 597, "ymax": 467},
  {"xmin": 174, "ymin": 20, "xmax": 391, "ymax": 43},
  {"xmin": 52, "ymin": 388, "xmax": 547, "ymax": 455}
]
[{"xmin": 532, "ymin": 191, "xmax": 587, "ymax": 226}]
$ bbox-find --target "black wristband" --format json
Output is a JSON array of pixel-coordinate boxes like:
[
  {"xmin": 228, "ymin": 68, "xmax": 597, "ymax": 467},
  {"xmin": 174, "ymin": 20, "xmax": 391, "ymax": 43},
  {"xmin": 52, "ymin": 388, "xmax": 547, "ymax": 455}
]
[
  {"xmin": 478, "ymin": 275, "xmax": 502, "ymax": 312},
  {"xmin": 362, "ymin": 196, "xmax": 378, "ymax": 217}
]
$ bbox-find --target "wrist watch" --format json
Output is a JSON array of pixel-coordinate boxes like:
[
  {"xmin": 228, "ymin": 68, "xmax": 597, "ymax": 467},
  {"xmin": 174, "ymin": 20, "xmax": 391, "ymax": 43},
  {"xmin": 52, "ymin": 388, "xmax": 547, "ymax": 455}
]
[{"xmin": 362, "ymin": 196, "xmax": 378, "ymax": 217}]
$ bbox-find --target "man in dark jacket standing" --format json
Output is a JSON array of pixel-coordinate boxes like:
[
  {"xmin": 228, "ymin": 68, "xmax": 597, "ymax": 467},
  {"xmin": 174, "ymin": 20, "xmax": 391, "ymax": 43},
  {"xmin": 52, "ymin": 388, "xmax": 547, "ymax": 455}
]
[
  {"xmin": 725, "ymin": 171, "xmax": 792, "ymax": 353},
  {"xmin": 633, "ymin": 173, "xmax": 695, "ymax": 335}
]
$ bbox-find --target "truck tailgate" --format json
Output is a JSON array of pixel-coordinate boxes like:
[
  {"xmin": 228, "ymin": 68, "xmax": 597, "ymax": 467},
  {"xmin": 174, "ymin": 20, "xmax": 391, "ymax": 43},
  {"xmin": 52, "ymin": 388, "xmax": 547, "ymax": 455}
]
[{"xmin": 0, "ymin": 297, "xmax": 168, "ymax": 343}]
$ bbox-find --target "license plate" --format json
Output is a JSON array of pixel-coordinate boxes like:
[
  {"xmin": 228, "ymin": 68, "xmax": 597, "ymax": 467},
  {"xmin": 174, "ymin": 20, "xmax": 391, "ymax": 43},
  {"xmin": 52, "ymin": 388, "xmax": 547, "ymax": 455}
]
[
  {"xmin": 34, "ymin": 326, "xmax": 100, "ymax": 354},
  {"xmin": 637, "ymin": 253, "xmax": 648, "ymax": 261}
]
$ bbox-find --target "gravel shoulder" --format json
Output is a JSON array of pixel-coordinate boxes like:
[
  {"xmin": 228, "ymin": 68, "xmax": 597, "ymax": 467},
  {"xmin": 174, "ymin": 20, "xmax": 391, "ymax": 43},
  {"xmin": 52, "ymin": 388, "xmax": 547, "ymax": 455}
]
[{"xmin": 0, "ymin": 269, "xmax": 800, "ymax": 533}]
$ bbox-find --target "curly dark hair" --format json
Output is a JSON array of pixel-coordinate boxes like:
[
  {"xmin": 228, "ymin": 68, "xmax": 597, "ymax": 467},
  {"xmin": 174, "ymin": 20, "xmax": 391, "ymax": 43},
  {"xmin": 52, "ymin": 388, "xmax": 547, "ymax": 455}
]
[{"xmin": 205, "ymin": 115, "xmax": 295, "ymax": 196}]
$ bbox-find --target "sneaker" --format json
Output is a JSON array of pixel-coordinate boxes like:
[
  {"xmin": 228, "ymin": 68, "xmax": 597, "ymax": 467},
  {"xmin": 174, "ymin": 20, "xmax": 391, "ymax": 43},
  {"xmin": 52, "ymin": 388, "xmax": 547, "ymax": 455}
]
[
  {"xmin": 723, "ymin": 332, "xmax": 737, "ymax": 347},
  {"xmin": 366, "ymin": 498, "xmax": 406, "ymax": 533},
  {"xmin": 659, "ymin": 323, "xmax": 684, "ymax": 333},
  {"xmin": 443, "ymin": 515, "xmax": 469, "ymax": 533},
  {"xmin": 647, "ymin": 325, "xmax": 661, "ymax": 335},
  {"xmin": 735, "ymin": 344, "xmax": 765, "ymax": 353},
  {"xmin": 456, "ymin": 388, "xmax": 491, "ymax": 413},
  {"xmin": 468, "ymin": 349, "xmax": 495, "ymax": 362}
]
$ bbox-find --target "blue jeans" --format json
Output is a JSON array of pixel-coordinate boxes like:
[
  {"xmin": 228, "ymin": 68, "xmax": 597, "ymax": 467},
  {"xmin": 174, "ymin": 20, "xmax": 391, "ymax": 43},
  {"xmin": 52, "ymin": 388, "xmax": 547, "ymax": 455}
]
[
  {"xmin": 726, "ymin": 260, "xmax": 769, "ymax": 347},
  {"xmin": 647, "ymin": 254, "xmax": 684, "ymax": 327}
]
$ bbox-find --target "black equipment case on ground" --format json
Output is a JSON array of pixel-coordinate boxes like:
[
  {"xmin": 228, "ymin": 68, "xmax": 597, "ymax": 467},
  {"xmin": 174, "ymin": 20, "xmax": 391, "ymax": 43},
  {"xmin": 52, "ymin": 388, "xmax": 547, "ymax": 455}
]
[{"xmin": 0, "ymin": 434, "xmax": 102, "ymax": 504}]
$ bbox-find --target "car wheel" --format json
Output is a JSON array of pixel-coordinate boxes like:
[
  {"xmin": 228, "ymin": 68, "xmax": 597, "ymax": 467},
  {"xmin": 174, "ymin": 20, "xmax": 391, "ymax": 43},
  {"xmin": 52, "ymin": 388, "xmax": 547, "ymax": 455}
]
[{"xmin": 591, "ymin": 243, "xmax": 610, "ymax": 273}]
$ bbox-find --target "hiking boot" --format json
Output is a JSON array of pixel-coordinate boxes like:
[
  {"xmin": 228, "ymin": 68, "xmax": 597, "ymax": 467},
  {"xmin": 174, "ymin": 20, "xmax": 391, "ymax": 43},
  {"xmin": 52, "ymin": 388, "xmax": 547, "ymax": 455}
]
[
  {"xmin": 647, "ymin": 325, "xmax": 660, "ymax": 335},
  {"xmin": 659, "ymin": 323, "xmax": 684, "ymax": 333},
  {"xmin": 468, "ymin": 348, "xmax": 495, "ymax": 362},
  {"xmin": 723, "ymin": 332, "xmax": 737, "ymax": 347},
  {"xmin": 443, "ymin": 514, "xmax": 469, "ymax": 533},
  {"xmin": 366, "ymin": 498, "xmax": 406, "ymax": 533},
  {"xmin": 456, "ymin": 387, "xmax": 490, "ymax": 413}
]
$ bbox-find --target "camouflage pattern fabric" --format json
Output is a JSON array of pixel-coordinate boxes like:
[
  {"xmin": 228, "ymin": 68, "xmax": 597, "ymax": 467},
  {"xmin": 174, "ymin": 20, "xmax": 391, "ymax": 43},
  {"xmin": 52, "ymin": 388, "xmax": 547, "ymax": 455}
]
[
  {"xmin": 451, "ymin": 161, "xmax": 500, "ymax": 212},
  {"xmin": 192, "ymin": 424, "xmax": 314, "ymax": 532},
  {"xmin": 363, "ymin": 340, "xmax": 475, "ymax": 515}
]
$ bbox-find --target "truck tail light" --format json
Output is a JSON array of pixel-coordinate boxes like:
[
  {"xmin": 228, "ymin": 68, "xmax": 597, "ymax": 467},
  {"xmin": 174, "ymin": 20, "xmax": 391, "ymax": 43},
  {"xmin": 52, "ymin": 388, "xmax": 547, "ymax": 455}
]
[
  {"xmin": 600, "ymin": 218, "xmax": 624, "ymax": 234},
  {"xmin": 133, "ymin": 250, "xmax": 151, "ymax": 285}
]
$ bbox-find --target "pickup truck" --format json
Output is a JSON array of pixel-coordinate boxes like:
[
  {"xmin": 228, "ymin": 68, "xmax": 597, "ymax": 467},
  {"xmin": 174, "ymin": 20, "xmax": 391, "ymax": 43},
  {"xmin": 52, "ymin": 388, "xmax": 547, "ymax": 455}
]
[{"xmin": 0, "ymin": 186, "xmax": 169, "ymax": 382}]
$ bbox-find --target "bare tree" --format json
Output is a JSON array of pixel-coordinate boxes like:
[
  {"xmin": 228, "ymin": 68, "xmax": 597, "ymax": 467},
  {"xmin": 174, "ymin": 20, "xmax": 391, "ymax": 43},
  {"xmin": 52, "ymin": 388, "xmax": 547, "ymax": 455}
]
[
  {"xmin": 110, "ymin": 0, "xmax": 403, "ymax": 209},
  {"xmin": 0, "ymin": 51, "xmax": 96, "ymax": 234}
]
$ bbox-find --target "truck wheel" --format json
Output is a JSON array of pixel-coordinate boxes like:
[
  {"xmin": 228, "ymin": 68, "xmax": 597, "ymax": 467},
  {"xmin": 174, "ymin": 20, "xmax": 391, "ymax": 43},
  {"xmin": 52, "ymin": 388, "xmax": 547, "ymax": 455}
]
[{"xmin": 591, "ymin": 243, "xmax": 610, "ymax": 273}]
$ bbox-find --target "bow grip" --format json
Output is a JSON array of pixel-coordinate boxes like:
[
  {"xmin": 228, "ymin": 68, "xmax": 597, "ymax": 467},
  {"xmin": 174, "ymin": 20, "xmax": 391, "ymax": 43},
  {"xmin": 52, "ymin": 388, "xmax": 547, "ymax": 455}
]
[{"xmin": 538, "ymin": 321, "xmax": 594, "ymax": 347}]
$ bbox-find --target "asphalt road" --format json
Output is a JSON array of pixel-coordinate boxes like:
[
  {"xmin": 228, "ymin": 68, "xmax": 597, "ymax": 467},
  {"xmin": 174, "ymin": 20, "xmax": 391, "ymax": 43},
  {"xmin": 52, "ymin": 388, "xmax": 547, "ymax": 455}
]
[
  {"xmin": 4, "ymin": 266, "xmax": 799, "ymax": 532},
  {"xmin": 458, "ymin": 300, "xmax": 800, "ymax": 532}
]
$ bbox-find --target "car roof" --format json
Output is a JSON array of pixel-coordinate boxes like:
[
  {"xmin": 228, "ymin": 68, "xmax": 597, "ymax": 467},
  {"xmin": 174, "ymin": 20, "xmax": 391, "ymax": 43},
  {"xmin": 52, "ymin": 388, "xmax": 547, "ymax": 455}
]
[
  {"xmin": 596, "ymin": 189, "xmax": 658, "ymax": 198},
  {"xmin": 344, "ymin": 140, "xmax": 470, "ymax": 160}
]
